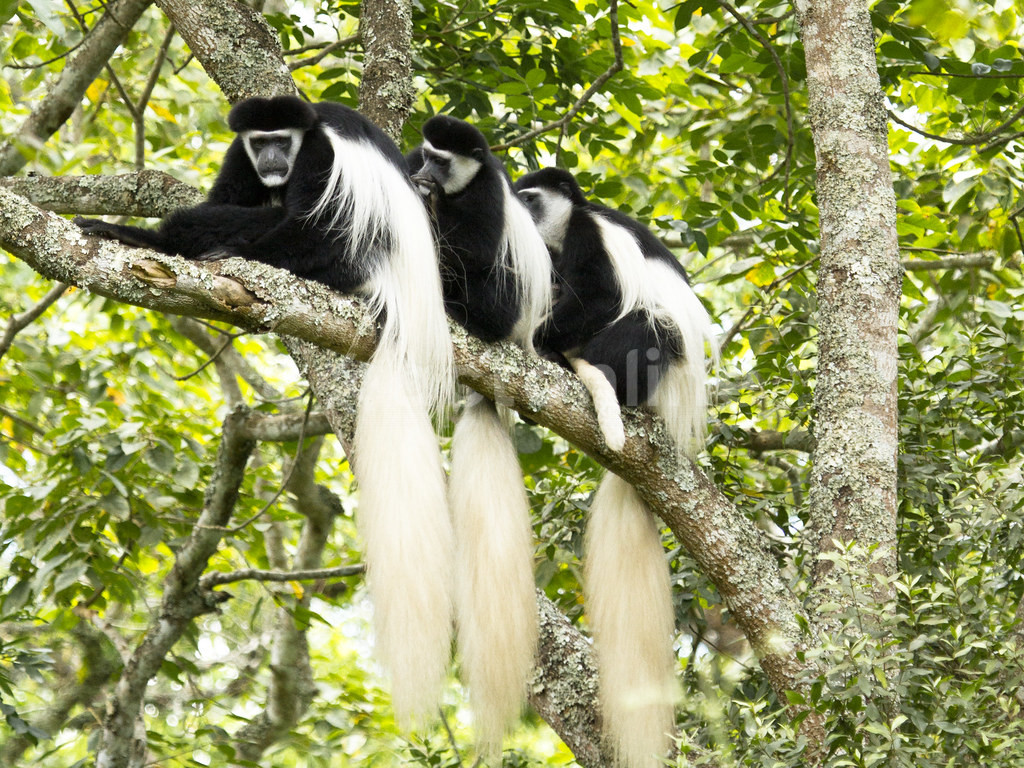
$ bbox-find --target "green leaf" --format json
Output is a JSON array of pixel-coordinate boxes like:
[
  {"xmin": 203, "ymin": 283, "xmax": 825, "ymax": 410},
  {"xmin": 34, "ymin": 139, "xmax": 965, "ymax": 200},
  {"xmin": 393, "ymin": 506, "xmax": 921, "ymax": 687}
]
[
  {"xmin": 0, "ymin": 0, "xmax": 18, "ymax": 25},
  {"xmin": 25, "ymin": 0, "xmax": 61, "ymax": 33},
  {"xmin": 524, "ymin": 67, "xmax": 546, "ymax": 88}
]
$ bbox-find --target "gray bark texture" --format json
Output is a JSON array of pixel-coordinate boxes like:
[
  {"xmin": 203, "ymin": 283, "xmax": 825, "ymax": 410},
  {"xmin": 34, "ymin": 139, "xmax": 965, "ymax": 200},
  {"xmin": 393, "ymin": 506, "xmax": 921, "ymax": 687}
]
[
  {"xmin": 0, "ymin": 172, "xmax": 204, "ymax": 216},
  {"xmin": 358, "ymin": 0, "xmax": 416, "ymax": 141},
  {"xmin": 793, "ymin": 0, "xmax": 902, "ymax": 599},
  {"xmin": 155, "ymin": 0, "xmax": 295, "ymax": 101}
]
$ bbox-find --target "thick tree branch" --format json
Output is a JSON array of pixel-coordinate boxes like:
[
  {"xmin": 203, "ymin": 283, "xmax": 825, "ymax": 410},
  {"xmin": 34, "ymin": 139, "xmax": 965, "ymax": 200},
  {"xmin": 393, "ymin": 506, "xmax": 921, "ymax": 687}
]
[
  {"xmin": 792, "ymin": 0, "xmax": 902, "ymax": 754},
  {"xmin": 529, "ymin": 594, "xmax": 610, "ymax": 766},
  {"xmin": 155, "ymin": 0, "xmax": 295, "ymax": 99},
  {"xmin": 0, "ymin": 172, "xmax": 204, "ymax": 216},
  {"xmin": 238, "ymin": 409, "xmax": 334, "ymax": 442},
  {"xmin": 0, "ymin": 190, "xmax": 807, "ymax": 706},
  {"xmin": 794, "ymin": 0, "xmax": 901, "ymax": 589},
  {"xmin": 902, "ymin": 252, "xmax": 996, "ymax": 271},
  {"xmin": 0, "ymin": 187, "xmax": 379, "ymax": 358},
  {"xmin": 735, "ymin": 428, "xmax": 815, "ymax": 454},
  {"xmin": 200, "ymin": 564, "xmax": 365, "ymax": 589},
  {"xmin": 358, "ymin": 0, "xmax": 415, "ymax": 141}
]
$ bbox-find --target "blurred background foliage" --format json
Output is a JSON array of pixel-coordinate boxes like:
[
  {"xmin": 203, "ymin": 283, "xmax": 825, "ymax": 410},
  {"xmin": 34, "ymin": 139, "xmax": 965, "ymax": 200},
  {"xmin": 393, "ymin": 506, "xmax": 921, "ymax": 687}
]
[{"xmin": 2, "ymin": 0, "xmax": 1024, "ymax": 764}]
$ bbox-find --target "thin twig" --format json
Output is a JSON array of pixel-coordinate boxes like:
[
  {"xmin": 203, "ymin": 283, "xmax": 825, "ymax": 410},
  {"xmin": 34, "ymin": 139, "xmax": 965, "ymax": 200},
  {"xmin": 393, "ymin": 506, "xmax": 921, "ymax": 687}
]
[
  {"xmin": 135, "ymin": 25, "xmax": 176, "ymax": 118},
  {"xmin": 982, "ymin": 129, "xmax": 1024, "ymax": 154},
  {"xmin": 0, "ymin": 405, "xmax": 46, "ymax": 436},
  {"xmin": 750, "ymin": 10, "xmax": 794, "ymax": 25},
  {"xmin": 764, "ymin": 455, "xmax": 804, "ymax": 509},
  {"xmin": 287, "ymin": 34, "xmax": 359, "ymax": 71},
  {"xmin": 172, "ymin": 329, "xmax": 248, "ymax": 382},
  {"xmin": 7, "ymin": 38, "xmax": 88, "ymax": 69},
  {"xmin": 200, "ymin": 564, "xmax": 365, "ymax": 589},
  {"xmin": 438, "ymin": 708, "xmax": 464, "ymax": 766},
  {"xmin": 491, "ymin": 0, "xmax": 623, "ymax": 151},
  {"xmin": 439, "ymin": 0, "xmax": 505, "ymax": 36},
  {"xmin": 0, "ymin": 282, "xmax": 68, "ymax": 360},
  {"xmin": 887, "ymin": 100, "xmax": 1024, "ymax": 147},
  {"xmin": 1011, "ymin": 212, "xmax": 1024, "ymax": 255},
  {"xmin": 718, "ymin": 256, "xmax": 817, "ymax": 351}
]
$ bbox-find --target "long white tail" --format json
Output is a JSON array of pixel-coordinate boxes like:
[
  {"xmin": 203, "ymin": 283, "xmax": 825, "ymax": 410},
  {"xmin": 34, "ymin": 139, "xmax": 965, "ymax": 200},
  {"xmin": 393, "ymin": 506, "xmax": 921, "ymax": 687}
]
[
  {"xmin": 449, "ymin": 394, "xmax": 538, "ymax": 753},
  {"xmin": 353, "ymin": 353, "xmax": 455, "ymax": 727},
  {"xmin": 584, "ymin": 473, "xmax": 678, "ymax": 768},
  {"xmin": 313, "ymin": 126, "xmax": 456, "ymax": 413},
  {"xmin": 322, "ymin": 127, "xmax": 457, "ymax": 727},
  {"xmin": 645, "ymin": 259, "xmax": 717, "ymax": 458}
]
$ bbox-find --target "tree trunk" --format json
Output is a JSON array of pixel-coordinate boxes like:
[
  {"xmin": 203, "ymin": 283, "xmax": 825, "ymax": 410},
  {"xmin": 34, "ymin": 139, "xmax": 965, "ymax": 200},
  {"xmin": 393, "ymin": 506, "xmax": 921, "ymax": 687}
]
[
  {"xmin": 358, "ymin": 0, "xmax": 416, "ymax": 142},
  {"xmin": 794, "ymin": 0, "xmax": 901, "ymax": 611}
]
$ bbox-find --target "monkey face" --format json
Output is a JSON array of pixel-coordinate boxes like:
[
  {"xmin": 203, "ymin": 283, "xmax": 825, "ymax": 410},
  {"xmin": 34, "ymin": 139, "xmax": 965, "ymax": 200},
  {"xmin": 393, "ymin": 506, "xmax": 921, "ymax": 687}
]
[
  {"xmin": 411, "ymin": 144, "xmax": 483, "ymax": 197},
  {"xmin": 514, "ymin": 185, "xmax": 573, "ymax": 251},
  {"xmin": 242, "ymin": 128, "xmax": 304, "ymax": 187}
]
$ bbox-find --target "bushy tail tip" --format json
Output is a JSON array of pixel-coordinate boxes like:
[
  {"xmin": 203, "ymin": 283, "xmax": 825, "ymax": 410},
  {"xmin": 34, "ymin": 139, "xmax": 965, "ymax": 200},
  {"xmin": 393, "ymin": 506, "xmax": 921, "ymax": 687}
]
[
  {"xmin": 353, "ymin": 354, "xmax": 455, "ymax": 727},
  {"xmin": 449, "ymin": 394, "xmax": 538, "ymax": 754},
  {"xmin": 584, "ymin": 473, "xmax": 678, "ymax": 768}
]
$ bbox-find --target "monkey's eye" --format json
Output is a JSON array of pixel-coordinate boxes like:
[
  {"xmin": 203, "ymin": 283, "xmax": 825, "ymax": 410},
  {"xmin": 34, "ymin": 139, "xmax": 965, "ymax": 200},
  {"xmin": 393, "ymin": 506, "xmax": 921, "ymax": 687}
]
[{"xmin": 251, "ymin": 136, "xmax": 292, "ymax": 153}]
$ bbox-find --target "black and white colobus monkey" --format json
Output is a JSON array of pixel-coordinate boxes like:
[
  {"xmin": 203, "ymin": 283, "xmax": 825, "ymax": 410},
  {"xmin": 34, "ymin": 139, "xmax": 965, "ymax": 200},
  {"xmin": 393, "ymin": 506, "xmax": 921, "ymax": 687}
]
[
  {"xmin": 406, "ymin": 115, "xmax": 550, "ymax": 346},
  {"xmin": 76, "ymin": 96, "xmax": 457, "ymax": 728},
  {"xmin": 514, "ymin": 168, "xmax": 716, "ymax": 768},
  {"xmin": 406, "ymin": 116, "xmax": 552, "ymax": 752}
]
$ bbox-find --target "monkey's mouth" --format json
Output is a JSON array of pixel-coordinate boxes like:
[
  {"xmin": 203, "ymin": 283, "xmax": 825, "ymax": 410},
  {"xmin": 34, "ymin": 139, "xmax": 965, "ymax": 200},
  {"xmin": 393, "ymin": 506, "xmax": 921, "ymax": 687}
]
[
  {"xmin": 259, "ymin": 173, "xmax": 290, "ymax": 187},
  {"xmin": 409, "ymin": 172, "xmax": 437, "ymax": 198}
]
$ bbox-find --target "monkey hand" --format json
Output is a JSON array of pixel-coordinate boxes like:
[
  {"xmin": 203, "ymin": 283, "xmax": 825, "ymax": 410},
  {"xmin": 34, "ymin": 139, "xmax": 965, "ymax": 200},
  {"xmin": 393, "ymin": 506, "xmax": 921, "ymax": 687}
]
[
  {"xmin": 409, "ymin": 172, "xmax": 439, "ymax": 202},
  {"xmin": 74, "ymin": 217, "xmax": 161, "ymax": 250},
  {"xmin": 73, "ymin": 217, "xmax": 120, "ymax": 239}
]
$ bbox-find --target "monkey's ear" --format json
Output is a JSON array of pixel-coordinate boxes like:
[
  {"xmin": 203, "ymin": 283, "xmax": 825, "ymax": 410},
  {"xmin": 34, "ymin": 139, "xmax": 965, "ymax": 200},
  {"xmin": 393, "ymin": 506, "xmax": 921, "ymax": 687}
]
[{"xmin": 471, "ymin": 147, "xmax": 487, "ymax": 162}]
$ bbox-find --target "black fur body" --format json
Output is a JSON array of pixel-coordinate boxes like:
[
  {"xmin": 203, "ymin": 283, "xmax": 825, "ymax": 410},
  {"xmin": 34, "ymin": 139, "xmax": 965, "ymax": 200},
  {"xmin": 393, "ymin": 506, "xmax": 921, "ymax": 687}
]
[
  {"xmin": 515, "ymin": 167, "xmax": 689, "ymax": 408},
  {"xmin": 75, "ymin": 97, "xmax": 405, "ymax": 293},
  {"xmin": 406, "ymin": 116, "xmax": 548, "ymax": 346}
]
